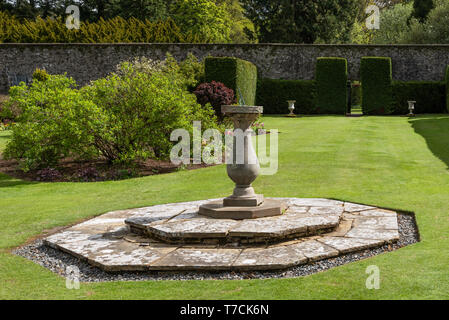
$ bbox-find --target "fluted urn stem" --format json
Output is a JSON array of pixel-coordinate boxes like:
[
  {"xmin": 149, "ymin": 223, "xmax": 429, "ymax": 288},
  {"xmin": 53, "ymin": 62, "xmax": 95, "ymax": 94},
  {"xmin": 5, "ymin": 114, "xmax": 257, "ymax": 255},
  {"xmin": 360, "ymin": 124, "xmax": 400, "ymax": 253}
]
[
  {"xmin": 222, "ymin": 105, "xmax": 263, "ymax": 207},
  {"xmin": 198, "ymin": 105, "xmax": 285, "ymax": 219}
]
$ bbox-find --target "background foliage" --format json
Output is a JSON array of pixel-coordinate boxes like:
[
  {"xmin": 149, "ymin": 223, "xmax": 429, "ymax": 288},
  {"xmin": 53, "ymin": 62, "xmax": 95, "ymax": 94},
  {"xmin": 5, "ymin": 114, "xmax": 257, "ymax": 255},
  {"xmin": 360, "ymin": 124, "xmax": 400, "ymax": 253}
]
[
  {"xmin": 0, "ymin": 12, "xmax": 203, "ymax": 43},
  {"xmin": 242, "ymin": 0, "xmax": 360, "ymax": 44},
  {"xmin": 353, "ymin": 0, "xmax": 449, "ymax": 44},
  {"xmin": 0, "ymin": 0, "xmax": 256, "ymax": 43},
  {"xmin": 1, "ymin": 0, "xmax": 448, "ymax": 44}
]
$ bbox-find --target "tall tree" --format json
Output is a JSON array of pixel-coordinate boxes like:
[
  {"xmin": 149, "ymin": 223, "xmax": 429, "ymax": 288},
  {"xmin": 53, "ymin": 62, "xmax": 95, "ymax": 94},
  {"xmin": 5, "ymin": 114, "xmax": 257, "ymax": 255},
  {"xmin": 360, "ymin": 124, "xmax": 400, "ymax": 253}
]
[
  {"xmin": 216, "ymin": 0, "xmax": 257, "ymax": 43},
  {"xmin": 411, "ymin": 0, "xmax": 434, "ymax": 22},
  {"xmin": 242, "ymin": 0, "xmax": 359, "ymax": 43},
  {"xmin": 111, "ymin": 0, "xmax": 169, "ymax": 20},
  {"xmin": 170, "ymin": 0, "xmax": 233, "ymax": 43}
]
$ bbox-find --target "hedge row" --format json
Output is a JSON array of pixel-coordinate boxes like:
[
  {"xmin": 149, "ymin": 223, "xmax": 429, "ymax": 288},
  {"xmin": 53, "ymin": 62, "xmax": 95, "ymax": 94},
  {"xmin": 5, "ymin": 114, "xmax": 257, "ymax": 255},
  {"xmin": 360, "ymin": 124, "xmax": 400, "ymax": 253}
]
[
  {"xmin": 446, "ymin": 66, "xmax": 449, "ymax": 113},
  {"xmin": 204, "ymin": 55, "xmax": 448, "ymax": 115},
  {"xmin": 361, "ymin": 57, "xmax": 393, "ymax": 115},
  {"xmin": 257, "ymin": 79, "xmax": 447, "ymax": 115},
  {"xmin": 391, "ymin": 81, "xmax": 446, "ymax": 114},
  {"xmin": 256, "ymin": 79, "xmax": 316, "ymax": 114},
  {"xmin": 205, "ymin": 57, "xmax": 257, "ymax": 106},
  {"xmin": 315, "ymin": 57, "xmax": 348, "ymax": 114},
  {"xmin": 0, "ymin": 12, "xmax": 203, "ymax": 43}
]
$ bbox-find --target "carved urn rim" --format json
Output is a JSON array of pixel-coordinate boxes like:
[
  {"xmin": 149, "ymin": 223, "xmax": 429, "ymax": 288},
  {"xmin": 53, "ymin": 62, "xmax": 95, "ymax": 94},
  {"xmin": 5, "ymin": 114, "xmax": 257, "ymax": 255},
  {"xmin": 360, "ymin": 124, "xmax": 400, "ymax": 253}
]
[{"xmin": 221, "ymin": 105, "xmax": 263, "ymax": 114}]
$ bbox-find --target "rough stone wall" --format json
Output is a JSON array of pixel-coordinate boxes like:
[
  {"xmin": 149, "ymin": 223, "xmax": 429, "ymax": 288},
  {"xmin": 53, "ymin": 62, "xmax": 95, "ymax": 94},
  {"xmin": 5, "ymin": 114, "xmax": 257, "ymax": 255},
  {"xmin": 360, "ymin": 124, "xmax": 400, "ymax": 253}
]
[{"xmin": 1, "ymin": 43, "xmax": 449, "ymax": 93}]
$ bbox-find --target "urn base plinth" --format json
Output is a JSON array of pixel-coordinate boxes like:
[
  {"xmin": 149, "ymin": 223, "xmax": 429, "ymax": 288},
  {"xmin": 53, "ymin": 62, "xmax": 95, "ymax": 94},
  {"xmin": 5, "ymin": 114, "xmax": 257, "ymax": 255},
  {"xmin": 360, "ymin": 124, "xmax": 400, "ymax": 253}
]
[{"xmin": 199, "ymin": 199, "xmax": 286, "ymax": 220}]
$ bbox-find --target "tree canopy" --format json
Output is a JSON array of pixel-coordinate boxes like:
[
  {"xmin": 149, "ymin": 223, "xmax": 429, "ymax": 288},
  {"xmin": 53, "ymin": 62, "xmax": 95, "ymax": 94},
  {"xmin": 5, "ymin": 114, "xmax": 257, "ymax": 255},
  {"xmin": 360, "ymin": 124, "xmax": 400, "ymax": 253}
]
[{"xmin": 241, "ymin": 0, "xmax": 359, "ymax": 44}]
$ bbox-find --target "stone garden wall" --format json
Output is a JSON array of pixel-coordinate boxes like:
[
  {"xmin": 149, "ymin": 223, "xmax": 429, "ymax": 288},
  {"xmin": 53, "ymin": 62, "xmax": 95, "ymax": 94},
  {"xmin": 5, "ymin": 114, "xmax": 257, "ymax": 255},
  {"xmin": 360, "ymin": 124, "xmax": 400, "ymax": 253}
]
[{"xmin": 1, "ymin": 43, "xmax": 449, "ymax": 93}]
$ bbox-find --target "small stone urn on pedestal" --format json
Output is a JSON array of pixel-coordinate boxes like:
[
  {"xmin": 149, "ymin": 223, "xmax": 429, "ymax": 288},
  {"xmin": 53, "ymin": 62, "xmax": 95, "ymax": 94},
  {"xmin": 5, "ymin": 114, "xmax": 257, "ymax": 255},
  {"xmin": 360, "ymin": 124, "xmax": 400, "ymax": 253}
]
[
  {"xmin": 287, "ymin": 100, "xmax": 296, "ymax": 117},
  {"xmin": 199, "ymin": 105, "xmax": 286, "ymax": 220},
  {"xmin": 407, "ymin": 101, "xmax": 416, "ymax": 117}
]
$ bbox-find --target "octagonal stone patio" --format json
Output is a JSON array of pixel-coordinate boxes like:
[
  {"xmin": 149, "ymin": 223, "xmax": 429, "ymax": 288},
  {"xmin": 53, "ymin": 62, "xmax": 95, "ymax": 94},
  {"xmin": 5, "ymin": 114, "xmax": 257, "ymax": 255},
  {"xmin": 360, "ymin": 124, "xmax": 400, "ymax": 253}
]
[{"xmin": 44, "ymin": 198, "xmax": 400, "ymax": 272}]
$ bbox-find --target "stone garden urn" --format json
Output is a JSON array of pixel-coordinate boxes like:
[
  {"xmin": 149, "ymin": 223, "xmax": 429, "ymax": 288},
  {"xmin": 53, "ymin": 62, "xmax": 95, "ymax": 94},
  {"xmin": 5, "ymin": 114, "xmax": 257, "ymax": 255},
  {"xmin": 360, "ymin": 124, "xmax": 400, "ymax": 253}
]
[
  {"xmin": 222, "ymin": 105, "xmax": 263, "ymax": 207},
  {"xmin": 407, "ymin": 101, "xmax": 416, "ymax": 117},
  {"xmin": 287, "ymin": 100, "xmax": 296, "ymax": 117},
  {"xmin": 199, "ymin": 105, "xmax": 286, "ymax": 220}
]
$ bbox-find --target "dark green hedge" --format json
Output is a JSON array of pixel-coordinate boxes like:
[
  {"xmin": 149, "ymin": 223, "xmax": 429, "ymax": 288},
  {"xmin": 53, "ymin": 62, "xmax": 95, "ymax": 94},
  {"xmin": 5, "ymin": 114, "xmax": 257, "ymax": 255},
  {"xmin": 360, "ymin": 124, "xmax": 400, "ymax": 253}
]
[
  {"xmin": 256, "ymin": 79, "xmax": 316, "ymax": 114},
  {"xmin": 360, "ymin": 57, "xmax": 393, "ymax": 115},
  {"xmin": 392, "ymin": 81, "xmax": 446, "ymax": 114},
  {"xmin": 205, "ymin": 57, "xmax": 257, "ymax": 106},
  {"xmin": 315, "ymin": 57, "xmax": 348, "ymax": 114},
  {"xmin": 446, "ymin": 65, "xmax": 449, "ymax": 113}
]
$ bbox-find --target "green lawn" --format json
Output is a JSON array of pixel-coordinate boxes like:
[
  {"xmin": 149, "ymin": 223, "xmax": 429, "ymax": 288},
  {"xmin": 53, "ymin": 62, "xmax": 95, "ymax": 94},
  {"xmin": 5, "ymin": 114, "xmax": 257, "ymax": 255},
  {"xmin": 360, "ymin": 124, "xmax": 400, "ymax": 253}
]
[
  {"xmin": 1, "ymin": 115, "xmax": 449, "ymax": 300},
  {"xmin": 0, "ymin": 130, "xmax": 11, "ymax": 152}
]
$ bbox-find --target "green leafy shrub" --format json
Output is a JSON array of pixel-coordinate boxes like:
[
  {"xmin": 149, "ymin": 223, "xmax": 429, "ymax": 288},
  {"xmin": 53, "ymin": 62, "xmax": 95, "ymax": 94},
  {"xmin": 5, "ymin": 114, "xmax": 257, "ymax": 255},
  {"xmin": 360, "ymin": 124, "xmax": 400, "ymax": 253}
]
[
  {"xmin": 4, "ymin": 57, "xmax": 219, "ymax": 171},
  {"xmin": 315, "ymin": 57, "xmax": 348, "ymax": 114},
  {"xmin": 392, "ymin": 81, "xmax": 446, "ymax": 114},
  {"xmin": 117, "ymin": 53, "xmax": 204, "ymax": 92},
  {"xmin": 0, "ymin": 95, "xmax": 19, "ymax": 122},
  {"xmin": 169, "ymin": 53, "xmax": 205, "ymax": 92},
  {"xmin": 4, "ymin": 76, "xmax": 98, "ymax": 171},
  {"xmin": 205, "ymin": 57, "xmax": 257, "ymax": 106},
  {"xmin": 115, "ymin": 56, "xmax": 166, "ymax": 77},
  {"xmin": 361, "ymin": 57, "xmax": 393, "ymax": 115},
  {"xmin": 256, "ymin": 79, "xmax": 317, "ymax": 114},
  {"xmin": 82, "ymin": 61, "xmax": 217, "ymax": 163},
  {"xmin": 32, "ymin": 68, "xmax": 49, "ymax": 82}
]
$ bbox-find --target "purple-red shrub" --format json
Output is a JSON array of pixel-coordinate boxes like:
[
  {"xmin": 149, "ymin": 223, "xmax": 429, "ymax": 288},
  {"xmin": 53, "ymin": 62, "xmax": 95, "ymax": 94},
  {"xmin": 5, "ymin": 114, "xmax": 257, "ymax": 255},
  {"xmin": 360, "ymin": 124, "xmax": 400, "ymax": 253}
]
[{"xmin": 193, "ymin": 81, "xmax": 236, "ymax": 119}]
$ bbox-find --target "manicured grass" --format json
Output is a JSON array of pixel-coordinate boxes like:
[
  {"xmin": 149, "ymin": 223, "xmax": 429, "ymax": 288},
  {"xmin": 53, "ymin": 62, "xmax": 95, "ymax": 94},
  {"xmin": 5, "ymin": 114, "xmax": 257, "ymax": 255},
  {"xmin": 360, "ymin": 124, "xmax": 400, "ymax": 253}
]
[
  {"xmin": 351, "ymin": 105, "xmax": 363, "ymax": 115},
  {"xmin": 0, "ymin": 130, "xmax": 11, "ymax": 151},
  {"xmin": 1, "ymin": 115, "xmax": 449, "ymax": 299}
]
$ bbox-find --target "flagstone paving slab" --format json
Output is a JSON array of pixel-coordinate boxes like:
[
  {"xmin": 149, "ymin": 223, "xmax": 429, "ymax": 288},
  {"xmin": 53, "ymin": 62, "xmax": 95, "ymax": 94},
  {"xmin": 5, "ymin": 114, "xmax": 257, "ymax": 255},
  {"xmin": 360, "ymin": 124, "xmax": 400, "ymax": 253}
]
[
  {"xmin": 43, "ymin": 198, "xmax": 401, "ymax": 272},
  {"xmin": 150, "ymin": 248, "xmax": 242, "ymax": 271},
  {"xmin": 345, "ymin": 228, "xmax": 400, "ymax": 242},
  {"xmin": 344, "ymin": 202, "xmax": 376, "ymax": 212},
  {"xmin": 148, "ymin": 218, "xmax": 239, "ymax": 242},
  {"xmin": 317, "ymin": 237, "xmax": 385, "ymax": 253},
  {"xmin": 287, "ymin": 240, "xmax": 339, "ymax": 261},
  {"xmin": 353, "ymin": 216, "xmax": 398, "ymax": 230},
  {"xmin": 233, "ymin": 246, "xmax": 307, "ymax": 270},
  {"xmin": 359, "ymin": 209, "xmax": 397, "ymax": 217}
]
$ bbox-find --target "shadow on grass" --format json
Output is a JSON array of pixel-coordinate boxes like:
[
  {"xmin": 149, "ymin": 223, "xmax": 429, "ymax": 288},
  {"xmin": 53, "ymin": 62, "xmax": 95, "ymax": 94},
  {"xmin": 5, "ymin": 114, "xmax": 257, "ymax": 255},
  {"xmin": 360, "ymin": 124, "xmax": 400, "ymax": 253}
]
[
  {"xmin": 410, "ymin": 115, "xmax": 449, "ymax": 170},
  {"xmin": 0, "ymin": 173, "xmax": 36, "ymax": 188}
]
